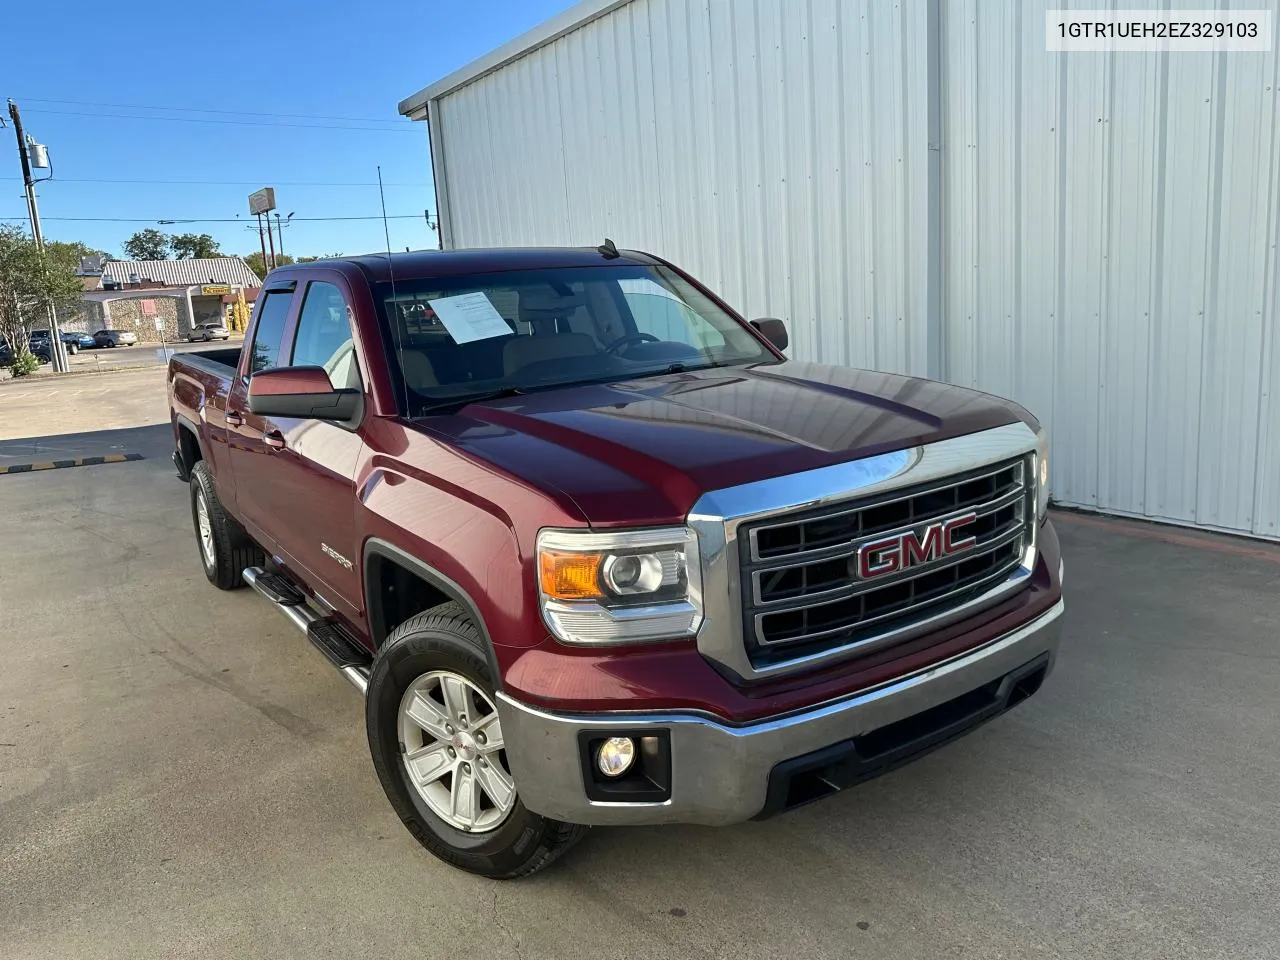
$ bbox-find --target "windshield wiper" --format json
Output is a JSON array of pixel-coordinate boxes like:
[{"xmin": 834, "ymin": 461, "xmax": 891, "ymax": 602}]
[
  {"xmin": 646, "ymin": 359, "xmax": 732, "ymax": 376},
  {"xmin": 415, "ymin": 385, "xmax": 526, "ymax": 415}
]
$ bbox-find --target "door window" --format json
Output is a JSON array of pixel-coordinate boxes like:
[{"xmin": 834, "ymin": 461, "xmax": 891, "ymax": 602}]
[
  {"xmin": 248, "ymin": 291, "xmax": 293, "ymax": 374},
  {"xmin": 290, "ymin": 282, "xmax": 361, "ymax": 390}
]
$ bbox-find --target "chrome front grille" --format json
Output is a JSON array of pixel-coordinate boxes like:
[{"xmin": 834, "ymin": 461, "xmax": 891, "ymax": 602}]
[{"xmin": 737, "ymin": 457, "xmax": 1034, "ymax": 668}]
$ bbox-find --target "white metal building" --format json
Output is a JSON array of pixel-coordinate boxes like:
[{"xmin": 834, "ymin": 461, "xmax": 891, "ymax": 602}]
[{"xmin": 401, "ymin": 0, "xmax": 1280, "ymax": 540}]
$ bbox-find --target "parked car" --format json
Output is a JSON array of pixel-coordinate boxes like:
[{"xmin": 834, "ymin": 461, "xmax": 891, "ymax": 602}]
[
  {"xmin": 168, "ymin": 248, "xmax": 1064, "ymax": 880},
  {"xmin": 64, "ymin": 331, "xmax": 97, "ymax": 352},
  {"xmin": 0, "ymin": 338, "xmax": 51, "ymax": 365},
  {"xmin": 31, "ymin": 329, "xmax": 96, "ymax": 355},
  {"xmin": 93, "ymin": 329, "xmax": 138, "ymax": 347},
  {"xmin": 188, "ymin": 322, "xmax": 230, "ymax": 342}
]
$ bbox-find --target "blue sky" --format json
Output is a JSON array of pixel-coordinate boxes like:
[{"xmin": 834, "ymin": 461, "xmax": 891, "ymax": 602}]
[{"xmin": 2, "ymin": 0, "xmax": 577, "ymax": 265}]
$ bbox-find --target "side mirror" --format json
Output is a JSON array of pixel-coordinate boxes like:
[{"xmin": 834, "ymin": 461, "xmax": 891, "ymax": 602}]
[
  {"xmin": 750, "ymin": 317, "xmax": 788, "ymax": 352},
  {"xmin": 247, "ymin": 366, "xmax": 360, "ymax": 421}
]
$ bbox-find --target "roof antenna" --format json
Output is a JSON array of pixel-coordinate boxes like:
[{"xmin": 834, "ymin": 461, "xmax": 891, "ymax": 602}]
[
  {"xmin": 378, "ymin": 165, "xmax": 410, "ymax": 414},
  {"xmin": 597, "ymin": 237, "xmax": 620, "ymax": 260}
]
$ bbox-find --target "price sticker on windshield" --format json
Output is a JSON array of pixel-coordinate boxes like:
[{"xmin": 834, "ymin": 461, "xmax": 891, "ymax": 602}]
[{"xmin": 427, "ymin": 292, "xmax": 512, "ymax": 344}]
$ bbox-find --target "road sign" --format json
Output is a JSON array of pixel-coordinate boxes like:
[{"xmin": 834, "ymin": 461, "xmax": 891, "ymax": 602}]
[{"xmin": 249, "ymin": 187, "xmax": 276, "ymax": 215}]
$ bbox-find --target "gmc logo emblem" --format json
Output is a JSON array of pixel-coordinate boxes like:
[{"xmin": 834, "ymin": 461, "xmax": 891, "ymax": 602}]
[{"xmin": 855, "ymin": 513, "xmax": 978, "ymax": 580}]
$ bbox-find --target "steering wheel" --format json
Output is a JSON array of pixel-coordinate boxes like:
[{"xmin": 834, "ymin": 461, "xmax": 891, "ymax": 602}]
[{"xmin": 604, "ymin": 332, "xmax": 661, "ymax": 354}]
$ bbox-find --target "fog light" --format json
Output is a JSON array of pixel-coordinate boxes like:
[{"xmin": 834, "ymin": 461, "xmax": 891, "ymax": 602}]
[{"xmin": 596, "ymin": 737, "xmax": 636, "ymax": 777}]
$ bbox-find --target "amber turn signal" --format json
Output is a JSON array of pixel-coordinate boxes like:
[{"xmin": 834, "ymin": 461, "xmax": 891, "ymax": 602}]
[{"xmin": 538, "ymin": 550, "xmax": 604, "ymax": 600}]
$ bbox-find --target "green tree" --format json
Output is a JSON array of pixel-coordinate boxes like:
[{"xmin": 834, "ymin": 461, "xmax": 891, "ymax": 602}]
[
  {"xmin": 242, "ymin": 251, "xmax": 293, "ymax": 279},
  {"xmin": 46, "ymin": 240, "xmax": 112, "ymax": 270},
  {"xmin": 0, "ymin": 224, "xmax": 84, "ymax": 365},
  {"xmin": 123, "ymin": 229, "xmax": 171, "ymax": 260},
  {"xmin": 170, "ymin": 233, "xmax": 221, "ymax": 259},
  {"xmin": 296, "ymin": 253, "xmax": 343, "ymax": 262}
]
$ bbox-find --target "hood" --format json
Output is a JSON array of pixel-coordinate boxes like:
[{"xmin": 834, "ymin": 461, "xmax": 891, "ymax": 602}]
[{"xmin": 415, "ymin": 361, "xmax": 1032, "ymax": 525}]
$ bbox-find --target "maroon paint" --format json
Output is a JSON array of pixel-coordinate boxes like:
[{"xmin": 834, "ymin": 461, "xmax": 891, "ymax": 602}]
[
  {"xmin": 167, "ymin": 248, "xmax": 1063, "ymax": 726},
  {"xmin": 247, "ymin": 366, "xmax": 336, "ymax": 397}
]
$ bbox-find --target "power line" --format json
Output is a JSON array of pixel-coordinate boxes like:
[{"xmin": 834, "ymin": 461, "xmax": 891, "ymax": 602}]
[
  {"xmin": 1, "ymin": 214, "xmax": 430, "ymax": 223},
  {"xmin": 12, "ymin": 96, "xmax": 406, "ymax": 124},
  {"xmin": 0, "ymin": 176, "xmax": 430, "ymax": 187},
  {"xmin": 24, "ymin": 108, "xmax": 418, "ymax": 133}
]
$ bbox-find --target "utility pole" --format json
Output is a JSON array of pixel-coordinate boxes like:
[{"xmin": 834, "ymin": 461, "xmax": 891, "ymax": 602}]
[
  {"xmin": 264, "ymin": 209, "xmax": 277, "ymax": 271},
  {"xmin": 255, "ymin": 213, "xmax": 268, "ymax": 274},
  {"xmin": 6, "ymin": 100, "xmax": 68, "ymax": 372}
]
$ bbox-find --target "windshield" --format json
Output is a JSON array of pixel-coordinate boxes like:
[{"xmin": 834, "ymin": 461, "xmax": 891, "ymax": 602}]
[{"xmin": 374, "ymin": 264, "xmax": 773, "ymax": 414}]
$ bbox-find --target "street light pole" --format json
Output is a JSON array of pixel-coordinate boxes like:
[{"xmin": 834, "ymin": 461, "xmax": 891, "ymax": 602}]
[
  {"xmin": 6, "ymin": 100, "xmax": 68, "ymax": 372},
  {"xmin": 272, "ymin": 211, "xmax": 294, "ymax": 260}
]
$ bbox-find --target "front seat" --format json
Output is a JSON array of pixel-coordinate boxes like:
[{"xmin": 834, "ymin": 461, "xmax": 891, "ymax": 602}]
[
  {"xmin": 502, "ymin": 333, "xmax": 597, "ymax": 376},
  {"xmin": 503, "ymin": 286, "xmax": 598, "ymax": 376}
]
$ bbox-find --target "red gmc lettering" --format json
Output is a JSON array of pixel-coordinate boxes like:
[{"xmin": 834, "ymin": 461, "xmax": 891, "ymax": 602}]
[
  {"xmin": 857, "ymin": 537, "xmax": 903, "ymax": 579},
  {"xmin": 902, "ymin": 525, "xmax": 943, "ymax": 566},
  {"xmin": 943, "ymin": 513, "xmax": 977, "ymax": 553},
  {"xmin": 856, "ymin": 512, "xmax": 979, "ymax": 581}
]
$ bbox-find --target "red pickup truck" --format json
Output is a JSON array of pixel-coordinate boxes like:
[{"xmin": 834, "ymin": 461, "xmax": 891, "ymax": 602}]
[{"xmin": 168, "ymin": 247, "xmax": 1064, "ymax": 878}]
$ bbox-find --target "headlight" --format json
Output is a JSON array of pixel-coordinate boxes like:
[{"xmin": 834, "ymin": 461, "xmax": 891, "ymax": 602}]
[
  {"xmin": 536, "ymin": 527, "xmax": 702, "ymax": 645},
  {"xmin": 1035, "ymin": 426, "xmax": 1050, "ymax": 521}
]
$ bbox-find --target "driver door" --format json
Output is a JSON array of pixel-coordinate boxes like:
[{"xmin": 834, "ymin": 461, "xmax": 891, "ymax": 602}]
[{"xmin": 254, "ymin": 279, "xmax": 366, "ymax": 618}]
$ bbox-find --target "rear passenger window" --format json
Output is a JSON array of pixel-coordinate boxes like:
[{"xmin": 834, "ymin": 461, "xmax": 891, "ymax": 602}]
[
  {"xmin": 290, "ymin": 282, "xmax": 361, "ymax": 391},
  {"xmin": 248, "ymin": 292, "xmax": 293, "ymax": 374}
]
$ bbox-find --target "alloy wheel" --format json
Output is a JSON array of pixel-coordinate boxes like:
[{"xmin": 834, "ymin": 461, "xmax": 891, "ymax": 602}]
[
  {"xmin": 397, "ymin": 671, "xmax": 516, "ymax": 833},
  {"xmin": 195, "ymin": 488, "xmax": 215, "ymax": 569}
]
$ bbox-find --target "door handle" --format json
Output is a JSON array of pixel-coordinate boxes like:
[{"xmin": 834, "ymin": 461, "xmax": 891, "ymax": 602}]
[
  {"xmin": 225, "ymin": 410, "xmax": 244, "ymax": 426},
  {"xmin": 263, "ymin": 430, "xmax": 286, "ymax": 450}
]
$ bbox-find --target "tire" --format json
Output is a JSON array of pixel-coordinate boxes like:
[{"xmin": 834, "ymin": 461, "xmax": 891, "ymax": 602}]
[
  {"xmin": 366, "ymin": 603, "xmax": 588, "ymax": 879},
  {"xmin": 189, "ymin": 460, "xmax": 263, "ymax": 590},
  {"xmin": 68, "ymin": 343, "xmax": 78, "ymax": 355}
]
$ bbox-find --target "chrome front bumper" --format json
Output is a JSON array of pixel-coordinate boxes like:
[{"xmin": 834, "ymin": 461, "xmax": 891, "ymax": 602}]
[{"xmin": 497, "ymin": 597, "xmax": 1065, "ymax": 826}]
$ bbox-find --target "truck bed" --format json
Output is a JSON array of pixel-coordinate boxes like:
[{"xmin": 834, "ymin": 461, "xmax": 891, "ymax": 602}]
[
  {"xmin": 168, "ymin": 346, "xmax": 243, "ymax": 474},
  {"xmin": 178, "ymin": 345, "xmax": 242, "ymax": 373}
]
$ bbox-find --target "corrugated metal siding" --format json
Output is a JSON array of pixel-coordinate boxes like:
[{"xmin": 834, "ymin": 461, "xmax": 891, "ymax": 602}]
[
  {"xmin": 428, "ymin": 0, "xmax": 1280, "ymax": 539},
  {"xmin": 942, "ymin": 0, "xmax": 1280, "ymax": 538},
  {"xmin": 435, "ymin": 0, "xmax": 930, "ymax": 376}
]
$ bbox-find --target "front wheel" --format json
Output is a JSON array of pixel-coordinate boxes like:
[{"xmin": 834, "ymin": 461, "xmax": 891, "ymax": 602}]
[
  {"xmin": 67, "ymin": 343, "xmax": 78, "ymax": 355},
  {"xmin": 366, "ymin": 604, "xmax": 588, "ymax": 879}
]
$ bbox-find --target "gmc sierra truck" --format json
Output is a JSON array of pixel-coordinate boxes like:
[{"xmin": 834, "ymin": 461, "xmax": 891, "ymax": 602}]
[{"xmin": 168, "ymin": 247, "xmax": 1064, "ymax": 879}]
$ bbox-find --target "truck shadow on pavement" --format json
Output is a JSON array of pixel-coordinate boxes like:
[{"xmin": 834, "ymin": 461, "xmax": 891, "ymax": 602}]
[{"xmin": 0, "ymin": 423, "xmax": 173, "ymax": 466}]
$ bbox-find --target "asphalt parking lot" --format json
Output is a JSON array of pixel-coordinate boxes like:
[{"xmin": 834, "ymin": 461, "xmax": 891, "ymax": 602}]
[
  {"xmin": 1, "ymin": 372, "xmax": 1278, "ymax": 960},
  {"xmin": 0, "ymin": 338, "xmax": 242, "ymax": 383}
]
